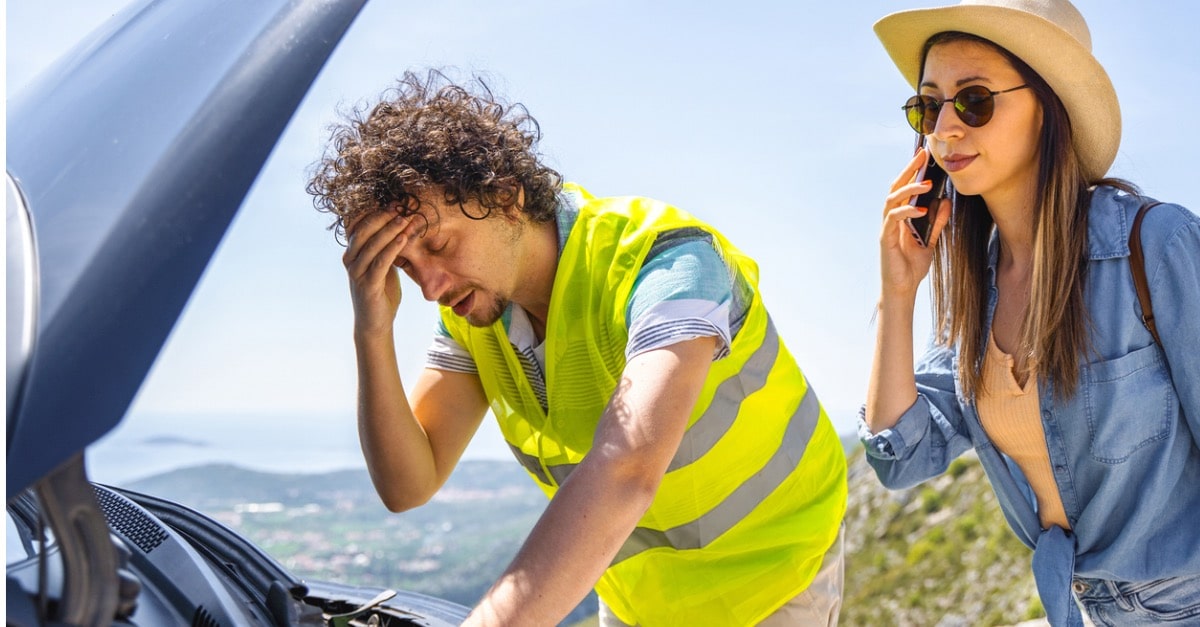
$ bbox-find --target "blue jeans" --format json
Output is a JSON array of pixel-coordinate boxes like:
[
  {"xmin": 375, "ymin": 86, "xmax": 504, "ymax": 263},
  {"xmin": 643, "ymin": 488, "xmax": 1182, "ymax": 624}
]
[{"xmin": 1074, "ymin": 574, "xmax": 1200, "ymax": 625}]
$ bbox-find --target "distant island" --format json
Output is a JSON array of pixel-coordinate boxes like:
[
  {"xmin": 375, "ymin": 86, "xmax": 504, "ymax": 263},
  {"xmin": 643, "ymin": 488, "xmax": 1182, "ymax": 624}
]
[{"xmin": 137, "ymin": 435, "xmax": 210, "ymax": 447}]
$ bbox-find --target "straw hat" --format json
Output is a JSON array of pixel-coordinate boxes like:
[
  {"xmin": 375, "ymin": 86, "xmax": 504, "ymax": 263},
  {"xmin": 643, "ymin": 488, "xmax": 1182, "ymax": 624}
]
[{"xmin": 875, "ymin": 0, "xmax": 1120, "ymax": 181}]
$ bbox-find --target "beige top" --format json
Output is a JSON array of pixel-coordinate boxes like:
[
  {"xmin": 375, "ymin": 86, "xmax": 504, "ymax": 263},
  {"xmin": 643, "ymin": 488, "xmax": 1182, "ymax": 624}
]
[{"xmin": 975, "ymin": 333, "xmax": 1071, "ymax": 530}]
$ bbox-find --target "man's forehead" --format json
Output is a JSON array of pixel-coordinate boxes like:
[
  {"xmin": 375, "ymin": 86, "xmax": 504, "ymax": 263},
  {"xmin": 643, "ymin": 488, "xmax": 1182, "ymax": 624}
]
[
  {"xmin": 397, "ymin": 189, "xmax": 454, "ymax": 218},
  {"xmin": 354, "ymin": 188, "xmax": 500, "ymax": 236},
  {"xmin": 344, "ymin": 195, "xmax": 440, "ymax": 237}
]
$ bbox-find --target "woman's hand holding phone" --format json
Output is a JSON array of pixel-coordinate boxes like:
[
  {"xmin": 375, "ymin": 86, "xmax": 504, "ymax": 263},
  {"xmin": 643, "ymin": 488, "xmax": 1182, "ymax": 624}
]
[
  {"xmin": 879, "ymin": 145, "xmax": 952, "ymax": 302},
  {"xmin": 905, "ymin": 146, "xmax": 949, "ymax": 248},
  {"xmin": 867, "ymin": 144, "xmax": 952, "ymax": 437}
]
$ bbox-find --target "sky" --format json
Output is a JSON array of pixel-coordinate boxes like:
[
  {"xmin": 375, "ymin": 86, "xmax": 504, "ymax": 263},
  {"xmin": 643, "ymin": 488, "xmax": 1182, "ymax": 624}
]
[{"xmin": 7, "ymin": 0, "xmax": 1200, "ymax": 472}]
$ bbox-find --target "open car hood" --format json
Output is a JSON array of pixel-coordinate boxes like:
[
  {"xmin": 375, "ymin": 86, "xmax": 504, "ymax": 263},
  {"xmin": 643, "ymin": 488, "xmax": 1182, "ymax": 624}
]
[{"xmin": 6, "ymin": 0, "xmax": 366, "ymax": 500}]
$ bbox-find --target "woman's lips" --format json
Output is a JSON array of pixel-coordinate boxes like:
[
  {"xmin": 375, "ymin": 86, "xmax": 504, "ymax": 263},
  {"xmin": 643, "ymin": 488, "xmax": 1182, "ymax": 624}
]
[{"xmin": 941, "ymin": 154, "xmax": 976, "ymax": 173}]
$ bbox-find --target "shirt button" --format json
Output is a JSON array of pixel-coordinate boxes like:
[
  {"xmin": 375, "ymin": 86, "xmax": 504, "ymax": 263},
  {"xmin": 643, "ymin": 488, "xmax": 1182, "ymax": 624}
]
[
  {"xmin": 1072, "ymin": 581, "xmax": 1088, "ymax": 594},
  {"xmin": 1055, "ymin": 465, "xmax": 1067, "ymax": 473}
]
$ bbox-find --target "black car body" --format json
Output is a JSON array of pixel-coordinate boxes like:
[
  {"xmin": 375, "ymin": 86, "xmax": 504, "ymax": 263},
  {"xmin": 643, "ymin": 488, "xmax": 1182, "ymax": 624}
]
[{"xmin": 5, "ymin": 0, "xmax": 469, "ymax": 624}]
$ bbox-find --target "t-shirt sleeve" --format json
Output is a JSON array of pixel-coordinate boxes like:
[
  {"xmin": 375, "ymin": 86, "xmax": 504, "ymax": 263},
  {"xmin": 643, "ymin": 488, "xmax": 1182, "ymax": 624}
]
[
  {"xmin": 425, "ymin": 317, "xmax": 479, "ymax": 374},
  {"xmin": 625, "ymin": 228, "xmax": 749, "ymax": 362}
]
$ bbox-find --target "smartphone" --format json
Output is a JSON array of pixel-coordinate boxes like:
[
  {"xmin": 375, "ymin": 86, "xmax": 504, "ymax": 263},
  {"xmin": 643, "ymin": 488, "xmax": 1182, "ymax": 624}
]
[{"xmin": 905, "ymin": 137, "xmax": 949, "ymax": 248}]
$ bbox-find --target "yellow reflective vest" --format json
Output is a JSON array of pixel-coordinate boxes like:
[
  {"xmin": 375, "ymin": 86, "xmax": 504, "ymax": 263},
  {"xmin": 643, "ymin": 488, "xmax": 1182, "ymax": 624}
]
[{"xmin": 440, "ymin": 184, "xmax": 847, "ymax": 626}]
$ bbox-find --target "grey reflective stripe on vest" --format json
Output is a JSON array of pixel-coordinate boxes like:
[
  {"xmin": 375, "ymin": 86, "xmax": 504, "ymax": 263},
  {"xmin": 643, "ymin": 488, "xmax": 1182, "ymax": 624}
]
[
  {"xmin": 507, "ymin": 443, "xmax": 553, "ymax": 486},
  {"xmin": 547, "ymin": 462, "xmax": 577, "ymax": 485},
  {"xmin": 666, "ymin": 318, "xmax": 781, "ymax": 473},
  {"xmin": 541, "ymin": 318, "xmax": 782, "ymax": 486},
  {"xmin": 611, "ymin": 384, "xmax": 822, "ymax": 566},
  {"xmin": 508, "ymin": 443, "xmax": 578, "ymax": 487}
]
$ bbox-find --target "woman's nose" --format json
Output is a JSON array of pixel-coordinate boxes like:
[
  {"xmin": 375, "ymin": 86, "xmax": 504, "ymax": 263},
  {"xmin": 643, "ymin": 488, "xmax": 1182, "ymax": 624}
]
[{"xmin": 930, "ymin": 99, "xmax": 965, "ymax": 141}]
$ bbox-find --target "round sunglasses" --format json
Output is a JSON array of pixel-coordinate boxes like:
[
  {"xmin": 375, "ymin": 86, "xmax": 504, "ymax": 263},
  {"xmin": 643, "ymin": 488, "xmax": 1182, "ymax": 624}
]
[{"xmin": 902, "ymin": 84, "xmax": 1030, "ymax": 135}]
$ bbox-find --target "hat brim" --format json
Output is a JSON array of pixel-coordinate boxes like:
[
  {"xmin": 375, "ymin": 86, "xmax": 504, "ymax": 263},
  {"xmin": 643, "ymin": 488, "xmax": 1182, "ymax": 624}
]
[{"xmin": 875, "ymin": 4, "xmax": 1120, "ymax": 181}]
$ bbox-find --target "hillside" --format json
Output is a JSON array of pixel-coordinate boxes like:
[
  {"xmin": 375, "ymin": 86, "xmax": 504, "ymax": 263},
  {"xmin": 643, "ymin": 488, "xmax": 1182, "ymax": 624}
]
[
  {"xmin": 126, "ymin": 451, "xmax": 1046, "ymax": 626},
  {"xmin": 843, "ymin": 448, "xmax": 1043, "ymax": 626},
  {"xmin": 124, "ymin": 461, "xmax": 595, "ymax": 620}
]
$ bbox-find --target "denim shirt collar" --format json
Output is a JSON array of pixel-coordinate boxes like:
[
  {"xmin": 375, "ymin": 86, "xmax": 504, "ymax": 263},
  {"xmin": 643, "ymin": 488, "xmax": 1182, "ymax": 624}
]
[
  {"xmin": 984, "ymin": 186, "xmax": 1140, "ymax": 265},
  {"xmin": 1085, "ymin": 186, "xmax": 1138, "ymax": 261}
]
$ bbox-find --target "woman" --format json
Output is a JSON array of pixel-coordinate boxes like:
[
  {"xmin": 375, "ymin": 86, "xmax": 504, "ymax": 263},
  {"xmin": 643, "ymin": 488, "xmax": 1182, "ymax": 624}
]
[{"xmin": 861, "ymin": 0, "xmax": 1200, "ymax": 625}]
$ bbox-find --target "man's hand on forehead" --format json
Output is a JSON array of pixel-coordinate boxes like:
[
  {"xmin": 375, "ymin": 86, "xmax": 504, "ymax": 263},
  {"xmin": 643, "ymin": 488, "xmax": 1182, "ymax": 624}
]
[
  {"xmin": 346, "ymin": 201, "xmax": 428, "ymax": 239},
  {"xmin": 345, "ymin": 211, "xmax": 413, "ymax": 254}
]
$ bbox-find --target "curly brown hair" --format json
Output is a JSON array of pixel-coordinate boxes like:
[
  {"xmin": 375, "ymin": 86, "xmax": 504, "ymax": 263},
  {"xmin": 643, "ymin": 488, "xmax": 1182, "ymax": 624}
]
[{"xmin": 307, "ymin": 70, "xmax": 562, "ymax": 243}]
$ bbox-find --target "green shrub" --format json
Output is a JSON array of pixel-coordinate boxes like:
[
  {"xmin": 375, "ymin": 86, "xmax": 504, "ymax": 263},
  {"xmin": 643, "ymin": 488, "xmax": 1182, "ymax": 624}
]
[
  {"xmin": 948, "ymin": 457, "xmax": 972, "ymax": 478},
  {"xmin": 955, "ymin": 513, "xmax": 979, "ymax": 540},
  {"xmin": 1022, "ymin": 595, "xmax": 1045, "ymax": 620},
  {"xmin": 906, "ymin": 538, "xmax": 936, "ymax": 566},
  {"xmin": 920, "ymin": 488, "xmax": 944, "ymax": 514}
]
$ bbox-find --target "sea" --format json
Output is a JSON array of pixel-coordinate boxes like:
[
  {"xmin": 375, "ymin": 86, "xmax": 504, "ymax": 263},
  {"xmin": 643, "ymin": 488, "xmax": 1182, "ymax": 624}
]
[
  {"xmin": 86, "ymin": 410, "xmax": 513, "ymax": 486},
  {"xmin": 87, "ymin": 404, "xmax": 860, "ymax": 486}
]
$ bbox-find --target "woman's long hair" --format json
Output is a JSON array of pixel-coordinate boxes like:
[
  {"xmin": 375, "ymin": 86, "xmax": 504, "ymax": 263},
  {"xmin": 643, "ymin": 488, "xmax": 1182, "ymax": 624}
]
[{"xmin": 924, "ymin": 32, "xmax": 1133, "ymax": 398}]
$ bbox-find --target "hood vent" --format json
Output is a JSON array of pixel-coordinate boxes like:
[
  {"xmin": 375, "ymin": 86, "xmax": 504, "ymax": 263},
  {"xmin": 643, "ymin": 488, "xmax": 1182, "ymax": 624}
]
[
  {"xmin": 192, "ymin": 605, "xmax": 221, "ymax": 627},
  {"xmin": 93, "ymin": 486, "xmax": 169, "ymax": 553}
]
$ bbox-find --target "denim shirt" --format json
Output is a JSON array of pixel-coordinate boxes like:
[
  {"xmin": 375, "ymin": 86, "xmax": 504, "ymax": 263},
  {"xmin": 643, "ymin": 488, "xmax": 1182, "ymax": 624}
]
[{"xmin": 859, "ymin": 186, "xmax": 1200, "ymax": 626}]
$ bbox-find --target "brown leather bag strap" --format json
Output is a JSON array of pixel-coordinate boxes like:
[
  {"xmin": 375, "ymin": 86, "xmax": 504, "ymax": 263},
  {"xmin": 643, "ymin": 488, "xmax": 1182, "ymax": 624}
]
[{"xmin": 1129, "ymin": 201, "xmax": 1163, "ymax": 347}]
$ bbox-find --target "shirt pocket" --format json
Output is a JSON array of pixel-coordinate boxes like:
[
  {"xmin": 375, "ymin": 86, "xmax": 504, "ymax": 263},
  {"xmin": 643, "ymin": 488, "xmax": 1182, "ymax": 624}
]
[{"xmin": 1082, "ymin": 343, "xmax": 1175, "ymax": 464}]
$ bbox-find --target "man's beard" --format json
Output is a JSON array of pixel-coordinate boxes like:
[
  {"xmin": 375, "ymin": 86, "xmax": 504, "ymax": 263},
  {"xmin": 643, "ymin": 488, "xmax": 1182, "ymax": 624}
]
[{"xmin": 465, "ymin": 293, "xmax": 508, "ymax": 328}]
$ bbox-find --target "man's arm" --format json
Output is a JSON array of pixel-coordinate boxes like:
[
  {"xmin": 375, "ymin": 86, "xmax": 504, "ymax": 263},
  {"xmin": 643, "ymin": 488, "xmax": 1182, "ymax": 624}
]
[
  {"xmin": 345, "ymin": 210, "xmax": 489, "ymax": 511},
  {"xmin": 356, "ymin": 333, "xmax": 488, "ymax": 511},
  {"xmin": 464, "ymin": 335, "xmax": 717, "ymax": 626}
]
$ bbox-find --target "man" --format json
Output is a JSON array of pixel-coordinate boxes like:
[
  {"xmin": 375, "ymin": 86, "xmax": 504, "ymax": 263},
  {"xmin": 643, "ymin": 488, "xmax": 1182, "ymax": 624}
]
[{"xmin": 308, "ymin": 71, "xmax": 847, "ymax": 626}]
